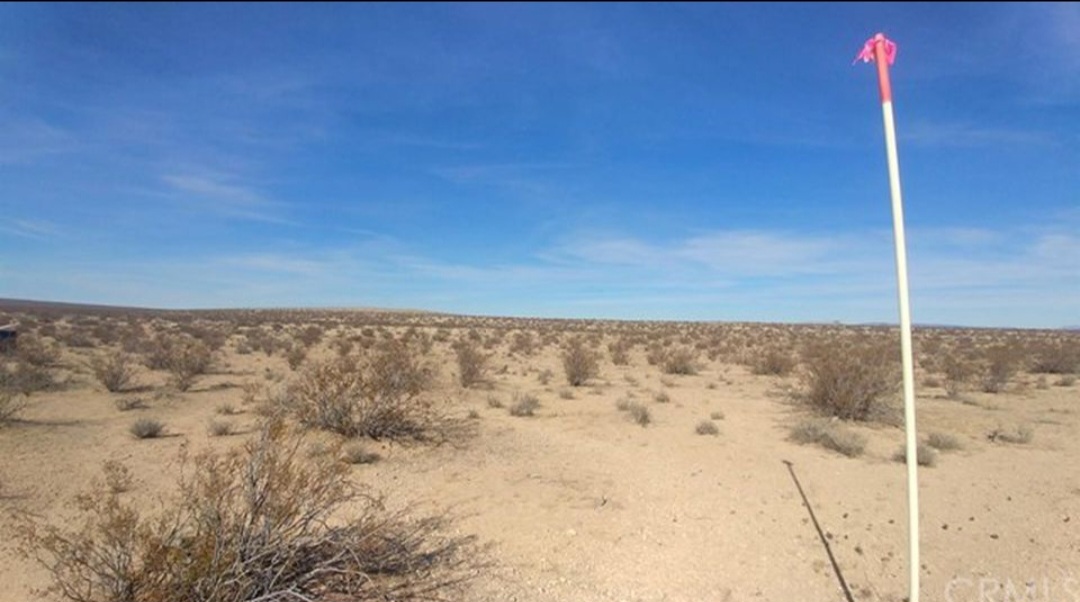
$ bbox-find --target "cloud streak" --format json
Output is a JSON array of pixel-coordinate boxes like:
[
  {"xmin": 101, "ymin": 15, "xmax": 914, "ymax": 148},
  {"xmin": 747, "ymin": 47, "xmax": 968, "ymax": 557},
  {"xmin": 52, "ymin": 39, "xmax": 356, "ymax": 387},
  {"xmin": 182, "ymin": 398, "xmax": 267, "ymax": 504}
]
[{"xmin": 160, "ymin": 171, "xmax": 292, "ymax": 224}]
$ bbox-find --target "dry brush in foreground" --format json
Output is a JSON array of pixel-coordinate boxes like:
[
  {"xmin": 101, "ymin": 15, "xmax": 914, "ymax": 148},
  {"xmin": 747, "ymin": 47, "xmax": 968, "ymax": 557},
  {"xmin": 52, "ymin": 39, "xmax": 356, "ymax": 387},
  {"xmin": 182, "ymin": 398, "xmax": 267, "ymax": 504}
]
[{"xmin": 17, "ymin": 419, "xmax": 479, "ymax": 602}]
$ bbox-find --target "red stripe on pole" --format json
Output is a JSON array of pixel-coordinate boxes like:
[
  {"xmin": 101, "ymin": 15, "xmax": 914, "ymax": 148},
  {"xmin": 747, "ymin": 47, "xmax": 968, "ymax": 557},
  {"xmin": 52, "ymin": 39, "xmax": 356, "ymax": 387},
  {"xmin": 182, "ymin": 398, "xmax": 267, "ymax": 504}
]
[{"xmin": 874, "ymin": 36, "xmax": 893, "ymax": 103}]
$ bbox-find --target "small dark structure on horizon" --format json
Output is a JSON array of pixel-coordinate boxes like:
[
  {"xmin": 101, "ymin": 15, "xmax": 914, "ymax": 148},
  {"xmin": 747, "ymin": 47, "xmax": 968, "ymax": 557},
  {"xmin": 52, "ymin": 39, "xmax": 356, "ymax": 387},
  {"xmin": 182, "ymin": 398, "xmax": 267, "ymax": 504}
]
[{"xmin": 0, "ymin": 323, "xmax": 17, "ymax": 354}]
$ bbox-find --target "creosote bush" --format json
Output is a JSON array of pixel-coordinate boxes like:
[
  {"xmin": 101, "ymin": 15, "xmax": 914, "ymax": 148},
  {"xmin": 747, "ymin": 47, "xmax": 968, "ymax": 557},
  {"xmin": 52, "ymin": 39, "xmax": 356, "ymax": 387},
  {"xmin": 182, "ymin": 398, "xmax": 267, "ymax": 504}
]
[
  {"xmin": 129, "ymin": 418, "xmax": 165, "ymax": 439},
  {"xmin": 661, "ymin": 346, "xmax": 698, "ymax": 375},
  {"xmin": 751, "ymin": 348, "xmax": 796, "ymax": 376},
  {"xmin": 988, "ymin": 424, "xmax": 1034, "ymax": 445},
  {"xmin": 615, "ymin": 399, "xmax": 650, "ymax": 426},
  {"xmin": 509, "ymin": 393, "xmax": 540, "ymax": 417},
  {"xmin": 453, "ymin": 340, "xmax": 488, "ymax": 388},
  {"xmin": 89, "ymin": 350, "xmax": 138, "ymax": 393},
  {"xmin": 290, "ymin": 340, "xmax": 437, "ymax": 440},
  {"xmin": 18, "ymin": 419, "xmax": 477, "ymax": 602},
  {"xmin": 926, "ymin": 431, "xmax": 962, "ymax": 451},
  {"xmin": 562, "ymin": 338, "xmax": 599, "ymax": 387},
  {"xmin": 144, "ymin": 334, "xmax": 213, "ymax": 392},
  {"xmin": 893, "ymin": 442, "xmax": 937, "ymax": 467},
  {"xmin": 0, "ymin": 388, "xmax": 28, "ymax": 425},
  {"xmin": 695, "ymin": 420, "xmax": 719, "ymax": 436},
  {"xmin": 981, "ymin": 346, "xmax": 1015, "ymax": 394},
  {"xmin": 16, "ymin": 334, "xmax": 62, "ymax": 367},
  {"xmin": 799, "ymin": 341, "xmax": 899, "ymax": 422},
  {"xmin": 789, "ymin": 418, "xmax": 867, "ymax": 458}
]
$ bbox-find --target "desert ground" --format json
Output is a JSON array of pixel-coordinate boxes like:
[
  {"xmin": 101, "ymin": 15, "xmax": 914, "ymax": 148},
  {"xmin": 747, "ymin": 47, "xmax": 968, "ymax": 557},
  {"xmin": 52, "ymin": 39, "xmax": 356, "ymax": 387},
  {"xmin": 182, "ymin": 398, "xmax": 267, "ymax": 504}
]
[{"xmin": 1, "ymin": 299, "xmax": 1078, "ymax": 602}]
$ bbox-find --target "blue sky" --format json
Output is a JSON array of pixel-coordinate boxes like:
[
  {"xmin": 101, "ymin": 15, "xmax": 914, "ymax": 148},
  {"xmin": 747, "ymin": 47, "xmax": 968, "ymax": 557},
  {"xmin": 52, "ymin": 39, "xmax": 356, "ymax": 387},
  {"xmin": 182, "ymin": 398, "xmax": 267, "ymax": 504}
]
[{"xmin": 1, "ymin": 3, "xmax": 1077, "ymax": 327}]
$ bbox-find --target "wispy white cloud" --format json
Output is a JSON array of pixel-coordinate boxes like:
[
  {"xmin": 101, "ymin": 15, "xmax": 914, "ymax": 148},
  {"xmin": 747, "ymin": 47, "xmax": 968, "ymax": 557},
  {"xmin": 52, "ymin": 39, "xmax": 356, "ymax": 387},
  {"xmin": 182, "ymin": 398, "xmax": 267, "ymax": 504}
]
[
  {"xmin": 901, "ymin": 121, "xmax": 1052, "ymax": 148},
  {"xmin": 0, "ymin": 117, "xmax": 78, "ymax": 165},
  {"xmin": 0, "ymin": 219, "xmax": 63, "ymax": 241},
  {"xmin": 551, "ymin": 229, "xmax": 862, "ymax": 277},
  {"xmin": 160, "ymin": 171, "xmax": 292, "ymax": 224}
]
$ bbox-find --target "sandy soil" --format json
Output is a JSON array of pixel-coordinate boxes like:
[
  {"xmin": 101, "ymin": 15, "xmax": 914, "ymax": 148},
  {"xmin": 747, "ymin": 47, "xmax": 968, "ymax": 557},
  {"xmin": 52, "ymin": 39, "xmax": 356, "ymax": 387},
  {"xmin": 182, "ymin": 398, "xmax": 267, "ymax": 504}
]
[{"xmin": 1, "ymin": 314, "xmax": 1077, "ymax": 602}]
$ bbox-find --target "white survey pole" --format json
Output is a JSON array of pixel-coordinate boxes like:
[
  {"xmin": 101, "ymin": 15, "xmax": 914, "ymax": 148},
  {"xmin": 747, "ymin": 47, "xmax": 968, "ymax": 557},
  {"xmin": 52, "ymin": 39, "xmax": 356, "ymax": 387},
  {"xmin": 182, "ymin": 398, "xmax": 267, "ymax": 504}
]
[{"xmin": 858, "ymin": 32, "xmax": 920, "ymax": 602}]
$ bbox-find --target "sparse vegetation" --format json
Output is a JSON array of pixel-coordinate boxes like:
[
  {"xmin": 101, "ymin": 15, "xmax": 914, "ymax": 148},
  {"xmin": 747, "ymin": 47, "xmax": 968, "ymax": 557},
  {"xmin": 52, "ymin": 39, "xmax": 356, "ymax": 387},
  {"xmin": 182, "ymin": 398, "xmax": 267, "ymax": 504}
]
[
  {"xmin": 0, "ymin": 392, "xmax": 26, "ymax": 425},
  {"xmin": 751, "ymin": 348, "xmax": 796, "ymax": 376},
  {"xmin": 144, "ymin": 334, "xmax": 214, "ymax": 391},
  {"xmin": 537, "ymin": 368, "xmax": 554, "ymax": 386},
  {"xmin": 926, "ymin": 431, "xmax": 963, "ymax": 451},
  {"xmin": 893, "ymin": 442, "xmax": 937, "ymax": 467},
  {"xmin": 207, "ymin": 419, "xmax": 234, "ymax": 437},
  {"xmin": 16, "ymin": 334, "xmax": 62, "ymax": 367},
  {"xmin": 509, "ymin": 393, "xmax": 540, "ymax": 417},
  {"xmin": 130, "ymin": 418, "xmax": 165, "ymax": 439},
  {"xmin": 89, "ymin": 350, "xmax": 138, "ymax": 393},
  {"xmin": 943, "ymin": 354, "xmax": 973, "ymax": 399},
  {"xmin": 290, "ymin": 340, "xmax": 437, "ymax": 440},
  {"xmin": 981, "ymin": 346, "xmax": 1015, "ymax": 394},
  {"xmin": 988, "ymin": 424, "xmax": 1034, "ymax": 445},
  {"xmin": 341, "ymin": 442, "xmax": 381, "ymax": 465},
  {"xmin": 615, "ymin": 399, "xmax": 650, "ymax": 426},
  {"xmin": 660, "ymin": 346, "xmax": 698, "ymax": 375},
  {"xmin": 454, "ymin": 340, "xmax": 488, "ymax": 388},
  {"xmin": 695, "ymin": 420, "xmax": 719, "ymax": 436},
  {"xmin": 562, "ymin": 338, "xmax": 600, "ymax": 387},
  {"xmin": 799, "ymin": 341, "xmax": 899, "ymax": 422},
  {"xmin": 789, "ymin": 418, "xmax": 867, "ymax": 458},
  {"xmin": 114, "ymin": 397, "xmax": 148, "ymax": 412},
  {"xmin": 608, "ymin": 338, "xmax": 631, "ymax": 365},
  {"xmin": 101, "ymin": 460, "xmax": 133, "ymax": 494},
  {"xmin": 1029, "ymin": 341, "xmax": 1080, "ymax": 375},
  {"xmin": 19, "ymin": 420, "xmax": 477, "ymax": 602}
]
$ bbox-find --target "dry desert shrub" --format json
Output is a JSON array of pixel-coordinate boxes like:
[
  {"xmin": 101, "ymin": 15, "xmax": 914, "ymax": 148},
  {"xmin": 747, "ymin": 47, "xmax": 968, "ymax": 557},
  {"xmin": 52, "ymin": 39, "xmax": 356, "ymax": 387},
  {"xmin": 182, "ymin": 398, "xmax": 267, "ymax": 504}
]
[
  {"xmin": 89, "ymin": 350, "xmax": 139, "ymax": 393},
  {"xmin": 799, "ymin": 341, "xmax": 899, "ymax": 422},
  {"xmin": 615, "ymin": 399, "xmax": 651, "ymax": 426},
  {"xmin": 695, "ymin": 420, "xmax": 719, "ymax": 436},
  {"xmin": 942, "ymin": 353, "xmax": 973, "ymax": 399},
  {"xmin": 660, "ymin": 346, "xmax": 699, "ymax": 375},
  {"xmin": 562, "ymin": 337, "xmax": 599, "ymax": 387},
  {"xmin": 285, "ymin": 344, "xmax": 307, "ymax": 371},
  {"xmin": 789, "ymin": 418, "xmax": 867, "ymax": 458},
  {"xmin": 508, "ymin": 392, "xmax": 540, "ymax": 417},
  {"xmin": 18, "ymin": 419, "xmax": 477, "ymax": 602},
  {"xmin": 101, "ymin": 460, "xmax": 134, "ymax": 494},
  {"xmin": 130, "ymin": 418, "xmax": 165, "ymax": 439},
  {"xmin": 341, "ymin": 442, "xmax": 381, "ymax": 465},
  {"xmin": 114, "ymin": 397, "xmax": 148, "ymax": 412},
  {"xmin": 980, "ymin": 345, "xmax": 1016, "ymax": 394},
  {"xmin": 289, "ymin": 341, "xmax": 437, "ymax": 440},
  {"xmin": 750, "ymin": 347, "xmax": 797, "ymax": 376},
  {"xmin": 1028, "ymin": 340, "xmax": 1080, "ymax": 375},
  {"xmin": 453, "ymin": 340, "xmax": 488, "ymax": 388},
  {"xmin": 508, "ymin": 331, "xmax": 536, "ymax": 356},
  {"xmin": 608, "ymin": 338, "xmax": 631, "ymax": 365},
  {"xmin": 206, "ymin": 420, "xmax": 234, "ymax": 437},
  {"xmin": 892, "ymin": 442, "xmax": 937, "ymax": 467},
  {"xmin": 926, "ymin": 431, "xmax": 962, "ymax": 451},
  {"xmin": 144, "ymin": 334, "xmax": 214, "ymax": 391},
  {"xmin": 1, "ymin": 357, "xmax": 56, "ymax": 396},
  {"xmin": 16, "ymin": 334, "xmax": 63, "ymax": 367},
  {"xmin": 988, "ymin": 424, "xmax": 1034, "ymax": 445},
  {"xmin": 296, "ymin": 324, "xmax": 324, "ymax": 349},
  {"xmin": 0, "ymin": 388, "xmax": 28, "ymax": 425}
]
